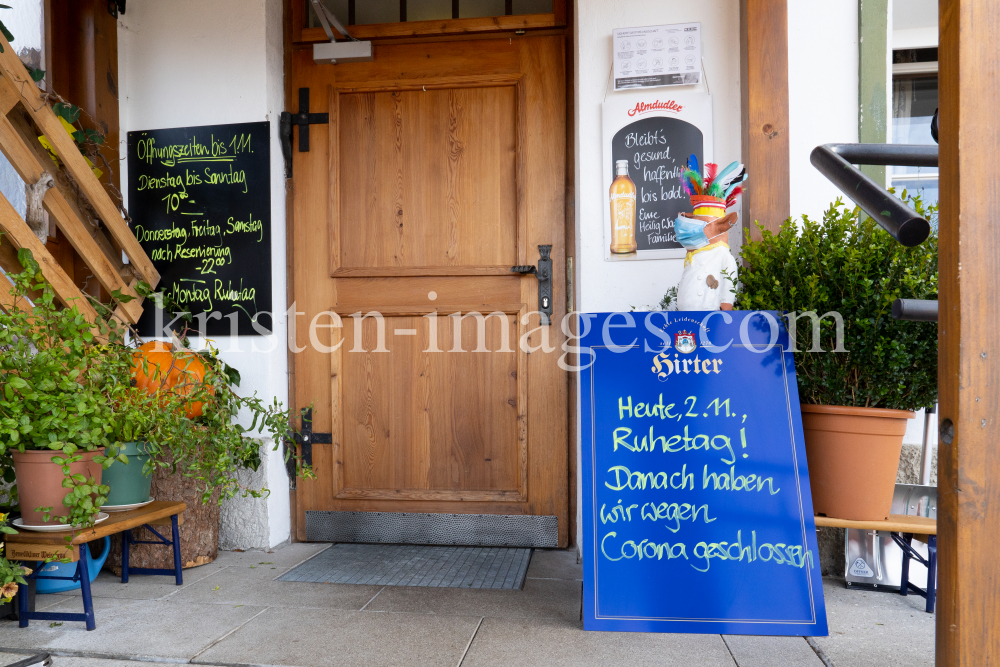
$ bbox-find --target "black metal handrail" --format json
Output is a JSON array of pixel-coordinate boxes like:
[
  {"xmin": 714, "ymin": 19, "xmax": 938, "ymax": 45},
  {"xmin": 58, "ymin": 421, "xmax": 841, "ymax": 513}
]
[
  {"xmin": 892, "ymin": 299, "xmax": 938, "ymax": 322},
  {"xmin": 810, "ymin": 142, "xmax": 939, "ymax": 321},
  {"xmin": 809, "ymin": 143, "xmax": 938, "ymax": 247}
]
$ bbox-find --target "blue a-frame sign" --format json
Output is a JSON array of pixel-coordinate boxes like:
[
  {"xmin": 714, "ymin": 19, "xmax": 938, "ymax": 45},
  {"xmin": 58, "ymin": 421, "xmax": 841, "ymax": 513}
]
[{"xmin": 580, "ymin": 310, "xmax": 828, "ymax": 635}]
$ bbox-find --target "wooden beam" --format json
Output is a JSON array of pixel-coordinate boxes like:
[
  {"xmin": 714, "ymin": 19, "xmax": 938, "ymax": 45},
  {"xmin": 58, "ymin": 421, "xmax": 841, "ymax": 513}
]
[
  {"xmin": 49, "ymin": 0, "xmax": 122, "ymax": 194},
  {"xmin": 0, "ymin": 32, "xmax": 160, "ymax": 288},
  {"xmin": 739, "ymin": 0, "xmax": 790, "ymax": 240},
  {"xmin": 858, "ymin": 0, "xmax": 889, "ymax": 185},
  {"xmin": 0, "ymin": 190, "xmax": 98, "ymax": 322},
  {"xmin": 937, "ymin": 0, "xmax": 1000, "ymax": 662},
  {"xmin": 0, "ymin": 87, "xmax": 143, "ymax": 322}
]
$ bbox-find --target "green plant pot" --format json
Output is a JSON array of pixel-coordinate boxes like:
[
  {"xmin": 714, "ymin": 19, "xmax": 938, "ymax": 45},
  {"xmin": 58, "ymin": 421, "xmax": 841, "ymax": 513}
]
[{"xmin": 103, "ymin": 442, "xmax": 153, "ymax": 506}]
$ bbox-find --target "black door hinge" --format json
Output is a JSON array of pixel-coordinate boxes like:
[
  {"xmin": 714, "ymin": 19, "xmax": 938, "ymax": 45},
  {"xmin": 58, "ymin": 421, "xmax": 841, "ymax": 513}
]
[
  {"xmin": 108, "ymin": 0, "xmax": 125, "ymax": 18},
  {"xmin": 279, "ymin": 88, "xmax": 330, "ymax": 178},
  {"xmin": 284, "ymin": 407, "xmax": 332, "ymax": 487}
]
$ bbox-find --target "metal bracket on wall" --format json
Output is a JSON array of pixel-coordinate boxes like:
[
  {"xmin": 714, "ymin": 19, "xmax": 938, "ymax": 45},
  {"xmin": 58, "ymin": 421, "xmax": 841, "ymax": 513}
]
[
  {"xmin": 107, "ymin": 0, "xmax": 125, "ymax": 18},
  {"xmin": 279, "ymin": 88, "xmax": 330, "ymax": 178},
  {"xmin": 511, "ymin": 244, "xmax": 553, "ymax": 325},
  {"xmin": 284, "ymin": 407, "xmax": 332, "ymax": 487}
]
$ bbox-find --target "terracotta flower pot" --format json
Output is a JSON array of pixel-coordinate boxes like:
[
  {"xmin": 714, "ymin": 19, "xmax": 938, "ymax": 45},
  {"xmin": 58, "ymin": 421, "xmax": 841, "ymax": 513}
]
[
  {"xmin": 801, "ymin": 405, "xmax": 914, "ymax": 521},
  {"xmin": 12, "ymin": 448, "xmax": 105, "ymax": 526}
]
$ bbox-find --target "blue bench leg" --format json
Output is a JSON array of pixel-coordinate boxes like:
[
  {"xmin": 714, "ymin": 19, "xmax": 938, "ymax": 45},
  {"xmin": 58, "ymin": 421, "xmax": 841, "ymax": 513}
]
[
  {"xmin": 899, "ymin": 533, "xmax": 912, "ymax": 597},
  {"xmin": 171, "ymin": 515, "xmax": 183, "ymax": 585},
  {"xmin": 926, "ymin": 535, "xmax": 937, "ymax": 613},
  {"xmin": 17, "ymin": 578, "xmax": 28, "ymax": 628},
  {"xmin": 121, "ymin": 528, "xmax": 130, "ymax": 583},
  {"xmin": 78, "ymin": 544, "xmax": 95, "ymax": 631}
]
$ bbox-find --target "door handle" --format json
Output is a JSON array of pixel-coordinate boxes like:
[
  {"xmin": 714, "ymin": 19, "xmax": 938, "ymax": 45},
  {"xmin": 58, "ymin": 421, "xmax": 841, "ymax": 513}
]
[{"xmin": 511, "ymin": 245, "xmax": 553, "ymax": 325}]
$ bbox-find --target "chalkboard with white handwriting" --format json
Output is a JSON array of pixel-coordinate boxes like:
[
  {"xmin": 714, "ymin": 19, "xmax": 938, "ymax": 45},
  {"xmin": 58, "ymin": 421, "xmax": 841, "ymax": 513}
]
[
  {"xmin": 610, "ymin": 116, "xmax": 703, "ymax": 252},
  {"xmin": 128, "ymin": 122, "xmax": 272, "ymax": 336}
]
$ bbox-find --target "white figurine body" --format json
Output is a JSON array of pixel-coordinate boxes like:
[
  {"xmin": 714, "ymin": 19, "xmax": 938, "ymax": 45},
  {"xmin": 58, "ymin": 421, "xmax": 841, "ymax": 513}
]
[
  {"xmin": 676, "ymin": 240, "xmax": 738, "ymax": 310},
  {"xmin": 674, "ymin": 156, "xmax": 747, "ymax": 311}
]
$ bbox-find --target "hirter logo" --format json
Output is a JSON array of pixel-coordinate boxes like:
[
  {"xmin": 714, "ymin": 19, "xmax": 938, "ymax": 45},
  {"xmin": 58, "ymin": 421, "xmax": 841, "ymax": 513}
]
[
  {"xmin": 627, "ymin": 99, "xmax": 683, "ymax": 117},
  {"xmin": 675, "ymin": 330, "xmax": 696, "ymax": 354}
]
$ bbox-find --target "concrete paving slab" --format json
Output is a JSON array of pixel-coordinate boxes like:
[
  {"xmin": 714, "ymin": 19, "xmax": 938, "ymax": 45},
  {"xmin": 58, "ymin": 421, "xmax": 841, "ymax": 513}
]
[
  {"xmin": 0, "ymin": 597, "xmax": 265, "ymax": 660},
  {"xmin": 461, "ymin": 617, "xmax": 736, "ymax": 667},
  {"xmin": 22, "ymin": 658, "xmax": 197, "ymax": 667},
  {"xmin": 365, "ymin": 576, "xmax": 581, "ymax": 620},
  {"xmin": 194, "ymin": 606, "xmax": 480, "ymax": 667},
  {"xmin": 811, "ymin": 577, "xmax": 934, "ymax": 666},
  {"xmin": 213, "ymin": 542, "xmax": 331, "ymax": 575},
  {"xmin": 171, "ymin": 565, "xmax": 383, "ymax": 609},
  {"xmin": 722, "ymin": 635, "xmax": 823, "ymax": 666},
  {"xmin": 525, "ymin": 549, "xmax": 581, "ymax": 581},
  {"xmin": 51, "ymin": 561, "xmax": 228, "ymax": 601}
]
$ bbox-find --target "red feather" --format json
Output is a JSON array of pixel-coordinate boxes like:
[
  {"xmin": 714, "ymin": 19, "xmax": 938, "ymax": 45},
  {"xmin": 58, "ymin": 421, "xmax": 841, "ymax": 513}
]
[
  {"xmin": 726, "ymin": 186, "xmax": 743, "ymax": 208},
  {"xmin": 705, "ymin": 163, "xmax": 718, "ymax": 187}
]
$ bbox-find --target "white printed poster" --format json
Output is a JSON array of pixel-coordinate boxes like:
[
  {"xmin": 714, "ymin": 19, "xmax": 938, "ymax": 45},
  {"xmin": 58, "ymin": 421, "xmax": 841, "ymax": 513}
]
[
  {"xmin": 602, "ymin": 91, "xmax": 714, "ymax": 261},
  {"xmin": 613, "ymin": 23, "xmax": 702, "ymax": 91}
]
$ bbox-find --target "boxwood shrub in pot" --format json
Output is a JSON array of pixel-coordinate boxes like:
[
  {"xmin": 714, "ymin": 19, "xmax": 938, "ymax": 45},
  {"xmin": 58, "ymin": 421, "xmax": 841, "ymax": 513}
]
[{"xmin": 734, "ymin": 196, "xmax": 937, "ymax": 520}]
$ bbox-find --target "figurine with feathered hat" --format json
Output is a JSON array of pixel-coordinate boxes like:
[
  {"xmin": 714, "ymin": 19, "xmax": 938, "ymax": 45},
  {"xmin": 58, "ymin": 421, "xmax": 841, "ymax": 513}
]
[{"xmin": 672, "ymin": 156, "xmax": 746, "ymax": 311}]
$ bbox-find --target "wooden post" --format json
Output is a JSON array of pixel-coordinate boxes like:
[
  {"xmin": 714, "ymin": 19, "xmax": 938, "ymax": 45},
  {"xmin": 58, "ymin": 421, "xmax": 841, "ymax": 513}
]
[
  {"xmin": 857, "ymin": 0, "xmax": 889, "ymax": 186},
  {"xmin": 740, "ymin": 0, "xmax": 790, "ymax": 240},
  {"xmin": 937, "ymin": 0, "xmax": 1000, "ymax": 663}
]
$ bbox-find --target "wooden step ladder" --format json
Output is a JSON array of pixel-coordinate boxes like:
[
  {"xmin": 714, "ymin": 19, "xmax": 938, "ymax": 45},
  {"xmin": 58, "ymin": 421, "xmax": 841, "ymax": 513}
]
[{"xmin": 0, "ymin": 31, "xmax": 157, "ymax": 326}]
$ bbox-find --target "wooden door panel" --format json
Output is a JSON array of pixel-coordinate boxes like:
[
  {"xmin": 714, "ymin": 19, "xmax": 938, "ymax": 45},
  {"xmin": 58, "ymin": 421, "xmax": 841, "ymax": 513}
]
[
  {"xmin": 338, "ymin": 313, "xmax": 522, "ymax": 500},
  {"xmin": 338, "ymin": 87, "xmax": 518, "ymax": 270},
  {"xmin": 292, "ymin": 35, "xmax": 568, "ymax": 545}
]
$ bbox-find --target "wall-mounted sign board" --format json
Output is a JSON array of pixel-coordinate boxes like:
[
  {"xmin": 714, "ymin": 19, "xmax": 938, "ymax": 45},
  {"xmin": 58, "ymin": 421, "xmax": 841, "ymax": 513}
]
[
  {"xmin": 613, "ymin": 23, "xmax": 702, "ymax": 91},
  {"xmin": 581, "ymin": 311, "xmax": 828, "ymax": 635},
  {"xmin": 128, "ymin": 121, "xmax": 272, "ymax": 336},
  {"xmin": 603, "ymin": 91, "xmax": 713, "ymax": 261}
]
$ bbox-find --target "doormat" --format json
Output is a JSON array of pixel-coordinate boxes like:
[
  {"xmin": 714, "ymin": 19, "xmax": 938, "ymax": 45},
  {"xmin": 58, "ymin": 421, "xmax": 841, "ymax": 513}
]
[{"xmin": 278, "ymin": 544, "xmax": 533, "ymax": 589}]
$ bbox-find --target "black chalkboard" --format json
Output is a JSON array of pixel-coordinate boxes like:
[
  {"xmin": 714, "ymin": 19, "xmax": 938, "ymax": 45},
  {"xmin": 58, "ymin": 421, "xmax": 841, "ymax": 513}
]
[
  {"xmin": 128, "ymin": 122, "xmax": 272, "ymax": 336},
  {"xmin": 610, "ymin": 117, "xmax": 703, "ymax": 252}
]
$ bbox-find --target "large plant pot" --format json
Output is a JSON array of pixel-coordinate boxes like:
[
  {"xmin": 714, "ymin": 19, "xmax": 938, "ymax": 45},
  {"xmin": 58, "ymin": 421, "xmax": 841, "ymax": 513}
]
[
  {"xmin": 102, "ymin": 442, "xmax": 153, "ymax": 506},
  {"xmin": 107, "ymin": 457, "xmax": 219, "ymax": 573},
  {"xmin": 12, "ymin": 449, "xmax": 104, "ymax": 526},
  {"xmin": 801, "ymin": 404, "xmax": 914, "ymax": 520}
]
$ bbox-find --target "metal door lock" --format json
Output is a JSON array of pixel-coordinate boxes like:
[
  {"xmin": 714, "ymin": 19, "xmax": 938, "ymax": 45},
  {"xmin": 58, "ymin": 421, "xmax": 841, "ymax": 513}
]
[{"xmin": 511, "ymin": 245, "xmax": 553, "ymax": 325}]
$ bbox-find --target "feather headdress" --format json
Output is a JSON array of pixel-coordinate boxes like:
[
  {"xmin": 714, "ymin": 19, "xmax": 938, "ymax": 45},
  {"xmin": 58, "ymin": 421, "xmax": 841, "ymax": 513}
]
[{"xmin": 678, "ymin": 154, "xmax": 747, "ymax": 206}]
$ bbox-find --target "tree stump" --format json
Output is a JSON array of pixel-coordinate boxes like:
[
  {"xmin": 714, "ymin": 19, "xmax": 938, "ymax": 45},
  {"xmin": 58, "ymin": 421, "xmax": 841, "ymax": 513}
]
[{"xmin": 106, "ymin": 464, "xmax": 219, "ymax": 573}]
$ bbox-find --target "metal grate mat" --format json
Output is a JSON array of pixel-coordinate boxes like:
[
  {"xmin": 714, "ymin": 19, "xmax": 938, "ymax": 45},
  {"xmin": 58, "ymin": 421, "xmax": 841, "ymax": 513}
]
[{"xmin": 278, "ymin": 543, "xmax": 533, "ymax": 589}]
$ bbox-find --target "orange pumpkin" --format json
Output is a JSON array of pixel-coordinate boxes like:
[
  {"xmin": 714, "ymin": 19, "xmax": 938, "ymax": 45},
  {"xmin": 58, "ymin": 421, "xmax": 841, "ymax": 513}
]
[{"xmin": 131, "ymin": 341, "xmax": 212, "ymax": 419}]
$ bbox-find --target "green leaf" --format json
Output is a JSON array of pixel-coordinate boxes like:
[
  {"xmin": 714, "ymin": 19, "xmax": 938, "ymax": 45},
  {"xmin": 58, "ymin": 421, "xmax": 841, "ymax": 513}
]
[
  {"xmin": 28, "ymin": 67, "xmax": 44, "ymax": 82},
  {"xmin": 52, "ymin": 102, "xmax": 81, "ymax": 124}
]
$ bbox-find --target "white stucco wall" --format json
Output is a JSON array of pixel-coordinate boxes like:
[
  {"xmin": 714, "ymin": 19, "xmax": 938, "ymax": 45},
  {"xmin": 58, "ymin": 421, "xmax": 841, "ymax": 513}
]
[
  {"xmin": 575, "ymin": 1, "xmax": 741, "ymax": 315},
  {"xmin": 118, "ymin": 0, "xmax": 290, "ymax": 549},
  {"xmin": 0, "ymin": 0, "xmax": 44, "ymax": 223},
  {"xmin": 787, "ymin": 0, "xmax": 859, "ymax": 222}
]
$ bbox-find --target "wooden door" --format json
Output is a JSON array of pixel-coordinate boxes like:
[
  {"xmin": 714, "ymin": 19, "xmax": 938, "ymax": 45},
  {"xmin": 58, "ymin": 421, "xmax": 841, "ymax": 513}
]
[{"xmin": 290, "ymin": 36, "xmax": 568, "ymax": 546}]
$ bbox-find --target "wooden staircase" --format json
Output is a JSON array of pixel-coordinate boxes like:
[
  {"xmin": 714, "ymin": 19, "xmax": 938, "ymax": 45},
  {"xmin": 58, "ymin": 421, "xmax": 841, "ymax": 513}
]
[{"xmin": 0, "ymin": 31, "xmax": 157, "ymax": 326}]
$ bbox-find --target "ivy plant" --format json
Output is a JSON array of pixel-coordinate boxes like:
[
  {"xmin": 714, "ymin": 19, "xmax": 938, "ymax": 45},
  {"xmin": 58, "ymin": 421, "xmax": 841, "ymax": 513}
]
[{"xmin": 733, "ymin": 194, "xmax": 938, "ymax": 411}]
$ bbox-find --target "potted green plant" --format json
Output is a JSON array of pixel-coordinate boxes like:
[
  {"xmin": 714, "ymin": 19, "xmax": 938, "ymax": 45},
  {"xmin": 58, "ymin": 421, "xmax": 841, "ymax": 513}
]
[
  {"xmin": 0, "ymin": 249, "xmax": 117, "ymax": 528},
  {"xmin": 102, "ymin": 389, "xmax": 166, "ymax": 508},
  {"xmin": 96, "ymin": 285, "xmax": 312, "ymax": 570},
  {"xmin": 734, "ymin": 196, "xmax": 937, "ymax": 520}
]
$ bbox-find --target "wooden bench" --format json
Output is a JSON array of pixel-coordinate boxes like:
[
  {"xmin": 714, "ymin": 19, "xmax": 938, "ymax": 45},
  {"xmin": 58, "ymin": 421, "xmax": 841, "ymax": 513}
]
[
  {"xmin": 815, "ymin": 514, "xmax": 937, "ymax": 612},
  {"xmin": 6, "ymin": 501, "xmax": 186, "ymax": 630}
]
